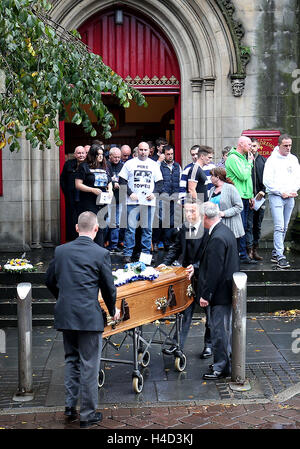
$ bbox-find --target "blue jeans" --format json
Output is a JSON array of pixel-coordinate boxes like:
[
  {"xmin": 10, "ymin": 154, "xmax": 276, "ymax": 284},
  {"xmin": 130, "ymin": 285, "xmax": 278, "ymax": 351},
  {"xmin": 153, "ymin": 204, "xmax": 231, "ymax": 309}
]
[
  {"xmin": 246, "ymin": 205, "xmax": 265, "ymax": 248},
  {"xmin": 124, "ymin": 205, "xmax": 155, "ymax": 256},
  {"xmin": 268, "ymin": 194, "xmax": 295, "ymax": 260},
  {"xmin": 107, "ymin": 203, "xmax": 122, "ymax": 249},
  {"xmin": 239, "ymin": 198, "xmax": 250, "ymax": 258}
]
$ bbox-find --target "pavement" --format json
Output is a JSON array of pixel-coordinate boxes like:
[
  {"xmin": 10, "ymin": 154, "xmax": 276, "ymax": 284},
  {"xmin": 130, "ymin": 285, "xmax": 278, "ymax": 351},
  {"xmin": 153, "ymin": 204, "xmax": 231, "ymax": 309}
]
[{"xmin": 0, "ymin": 248, "xmax": 299, "ymax": 432}]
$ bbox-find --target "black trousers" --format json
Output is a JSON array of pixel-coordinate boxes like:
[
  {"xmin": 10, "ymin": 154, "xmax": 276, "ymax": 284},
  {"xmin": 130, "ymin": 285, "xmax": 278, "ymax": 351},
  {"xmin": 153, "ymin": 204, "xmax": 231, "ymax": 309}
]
[
  {"xmin": 62, "ymin": 330, "xmax": 102, "ymax": 421},
  {"xmin": 210, "ymin": 304, "xmax": 232, "ymax": 374}
]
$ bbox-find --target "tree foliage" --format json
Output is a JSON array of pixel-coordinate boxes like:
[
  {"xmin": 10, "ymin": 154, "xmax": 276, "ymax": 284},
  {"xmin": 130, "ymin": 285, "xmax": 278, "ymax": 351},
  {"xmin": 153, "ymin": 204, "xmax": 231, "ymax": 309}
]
[{"xmin": 0, "ymin": 0, "xmax": 146, "ymax": 151}]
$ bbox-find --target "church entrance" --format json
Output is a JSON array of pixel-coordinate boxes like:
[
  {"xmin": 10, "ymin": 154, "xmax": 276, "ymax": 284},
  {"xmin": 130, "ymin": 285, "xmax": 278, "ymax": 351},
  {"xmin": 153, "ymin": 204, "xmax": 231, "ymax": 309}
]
[{"xmin": 59, "ymin": 5, "xmax": 181, "ymax": 242}]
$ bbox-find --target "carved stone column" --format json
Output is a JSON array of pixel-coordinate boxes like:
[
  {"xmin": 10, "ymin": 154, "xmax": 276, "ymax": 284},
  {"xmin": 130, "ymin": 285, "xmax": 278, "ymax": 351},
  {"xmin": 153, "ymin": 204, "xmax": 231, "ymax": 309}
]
[
  {"xmin": 190, "ymin": 77, "xmax": 203, "ymax": 144},
  {"xmin": 30, "ymin": 150, "xmax": 43, "ymax": 249},
  {"xmin": 203, "ymin": 77, "xmax": 216, "ymax": 147}
]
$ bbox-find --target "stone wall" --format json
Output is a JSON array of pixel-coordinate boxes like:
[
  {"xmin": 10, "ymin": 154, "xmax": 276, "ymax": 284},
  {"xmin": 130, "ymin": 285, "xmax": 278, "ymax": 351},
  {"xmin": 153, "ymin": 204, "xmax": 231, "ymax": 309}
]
[{"xmin": 232, "ymin": 0, "xmax": 300, "ymax": 242}]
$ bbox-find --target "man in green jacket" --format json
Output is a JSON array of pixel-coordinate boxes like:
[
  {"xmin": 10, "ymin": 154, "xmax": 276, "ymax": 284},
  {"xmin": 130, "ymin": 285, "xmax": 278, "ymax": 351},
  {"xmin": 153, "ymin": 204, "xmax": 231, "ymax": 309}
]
[{"xmin": 225, "ymin": 136, "xmax": 257, "ymax": 264}]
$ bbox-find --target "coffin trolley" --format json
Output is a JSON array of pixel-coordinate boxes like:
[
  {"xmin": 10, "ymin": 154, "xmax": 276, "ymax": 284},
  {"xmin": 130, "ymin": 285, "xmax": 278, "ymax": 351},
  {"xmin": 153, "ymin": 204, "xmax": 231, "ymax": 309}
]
[{"xmin": 98, "ymin": 266, "xmax": 194, "ymax": 393}]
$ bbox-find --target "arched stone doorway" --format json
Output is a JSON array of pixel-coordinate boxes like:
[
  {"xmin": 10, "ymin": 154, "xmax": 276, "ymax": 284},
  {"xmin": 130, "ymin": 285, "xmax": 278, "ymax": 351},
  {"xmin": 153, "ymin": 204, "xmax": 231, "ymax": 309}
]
[
  {"xmin": 53, "ymin": 0, "xmax": 244, "ymax": 166},
  {"xmin": 75, "ymin": 5, "xmax": 181, "ymax": 159},
  {"xmin": 53, "ymin": 0, "xmax": 248, "ymax": 242}
]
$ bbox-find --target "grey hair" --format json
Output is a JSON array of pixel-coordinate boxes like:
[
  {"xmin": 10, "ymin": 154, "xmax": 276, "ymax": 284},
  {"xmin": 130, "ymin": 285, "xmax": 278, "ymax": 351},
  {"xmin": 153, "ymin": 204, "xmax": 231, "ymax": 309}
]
[{"xmin": 202, "ymin": 201, "xmax": 220, "ymax": 219}]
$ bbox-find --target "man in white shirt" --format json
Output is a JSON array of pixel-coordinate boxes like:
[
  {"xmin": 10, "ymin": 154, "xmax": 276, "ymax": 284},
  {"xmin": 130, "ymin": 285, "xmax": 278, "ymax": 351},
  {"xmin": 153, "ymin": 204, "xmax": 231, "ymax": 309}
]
[
  {"xmin": 119, "ymin": 142, "xmax": 163, "ymax": 263},
  {"xmin": 263, "ymin": 134, "xmax": 300, "ymax": 268}
]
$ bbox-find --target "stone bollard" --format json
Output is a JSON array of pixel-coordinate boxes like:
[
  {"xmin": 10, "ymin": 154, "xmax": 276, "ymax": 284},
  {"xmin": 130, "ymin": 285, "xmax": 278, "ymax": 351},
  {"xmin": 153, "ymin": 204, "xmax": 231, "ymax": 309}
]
[
  {"xmin": 229, "ymin": 272, "xmax": 251, "ymax": 392},
  {"xmin": 13, "ymin": 283, "xmax": 34, "ymax": 402}
]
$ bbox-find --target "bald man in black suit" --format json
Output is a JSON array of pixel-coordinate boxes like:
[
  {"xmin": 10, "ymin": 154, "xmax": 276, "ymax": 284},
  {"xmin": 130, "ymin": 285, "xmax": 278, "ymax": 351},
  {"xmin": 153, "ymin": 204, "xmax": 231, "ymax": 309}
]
[{"xmin": 46, "ymin": 211, "xmax": 120, "ymax": 428}]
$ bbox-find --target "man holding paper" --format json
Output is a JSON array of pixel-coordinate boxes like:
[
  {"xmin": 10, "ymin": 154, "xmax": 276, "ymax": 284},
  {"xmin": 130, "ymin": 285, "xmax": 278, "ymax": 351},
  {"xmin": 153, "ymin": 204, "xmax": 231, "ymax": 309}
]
[
  {"xmin": 246, "ymin": 138, "xmax": 266, "ymax": 261},
  {"xmin": 119, "ymin": 142, "xmax": 163, "ymax": 263}
]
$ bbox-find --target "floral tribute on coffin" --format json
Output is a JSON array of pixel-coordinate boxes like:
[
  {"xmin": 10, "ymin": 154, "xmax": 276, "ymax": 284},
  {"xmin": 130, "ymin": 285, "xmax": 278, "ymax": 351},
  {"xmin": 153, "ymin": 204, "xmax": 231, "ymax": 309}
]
[
  {"xmin": 112, "ymin": 262, "xmax": 159, "ymax": 287},
  {"xmin": 2, "ymin": 258, "xmax": 37, "ymax": 273}
]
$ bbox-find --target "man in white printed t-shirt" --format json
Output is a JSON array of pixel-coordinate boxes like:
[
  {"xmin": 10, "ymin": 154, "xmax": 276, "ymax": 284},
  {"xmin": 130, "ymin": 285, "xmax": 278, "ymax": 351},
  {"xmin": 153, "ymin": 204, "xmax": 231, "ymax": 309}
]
[{"xmin": 119, "ymin": 142, "xmax": 163, "ymax": 263}]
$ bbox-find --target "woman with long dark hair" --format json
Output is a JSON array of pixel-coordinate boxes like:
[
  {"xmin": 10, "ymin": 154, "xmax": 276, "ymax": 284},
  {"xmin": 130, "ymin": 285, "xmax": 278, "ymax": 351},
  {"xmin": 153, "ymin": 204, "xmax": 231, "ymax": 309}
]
[
  {"xmin": 209, "ymin": 167, "xmax": 244, "ymax": 242},
  {"xmin": 75, "ymin": 144, "xmax": 113, "ymax": 246}
]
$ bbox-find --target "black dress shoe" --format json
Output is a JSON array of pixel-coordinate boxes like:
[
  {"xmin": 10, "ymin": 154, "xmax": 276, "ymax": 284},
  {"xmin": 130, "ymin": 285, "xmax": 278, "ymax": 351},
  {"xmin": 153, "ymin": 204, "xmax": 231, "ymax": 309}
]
[
  {"xmin": 203, "ymin": 370, "xmax": 225, "ymax": 380},
  {"xmin": 64, "ymin": 407, "xmax": 78, "ymax": 421},
  {"xmin": 162, "ymin": 345, "xmax": 177, "ymax": 355},
  {"xmin": 200, "ymin": 347, "xmax": 213, "ymax": 359},
  {"xmin": 80, "ymin": 412, "xmax": 103, "ymax": 429}
]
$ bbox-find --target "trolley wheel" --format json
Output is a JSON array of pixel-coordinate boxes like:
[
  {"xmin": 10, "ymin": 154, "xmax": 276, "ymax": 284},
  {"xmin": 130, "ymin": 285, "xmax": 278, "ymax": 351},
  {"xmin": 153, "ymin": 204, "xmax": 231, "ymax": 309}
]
[
  {"xmin": 138, "ymin": 350, "xmax": 151, "ymax": 368},
  {"xmin": 98, "ymin": 369, "xmax": 105, "ymax": 388},
  {"xmin": 174, "ymin": 353, "xmax": 186, "ymax": 372},
  {"xmin": 132, "ymin": 374, "xmax": 144, "ymax": 394}
]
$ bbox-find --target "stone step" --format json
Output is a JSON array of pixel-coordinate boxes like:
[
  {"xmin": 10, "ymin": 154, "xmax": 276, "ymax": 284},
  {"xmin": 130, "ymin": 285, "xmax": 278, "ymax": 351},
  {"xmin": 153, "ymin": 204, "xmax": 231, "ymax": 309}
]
[
  {"xmin": 1, "ymin": 296, "xmax": 299, "ymax": 326},
  {"xmin": 242, "ymin": 269, "xmax": 300, "ymax": 283},
  {"xmin": 1, "ymin": 268, "xmax": 300, "ymax": 285},
  {"xmin": 0, "ymin": 285, "xmax": 54, "ymax": 300},
  {"xmin": 246, "ymin": 296, "xmax": 300, "ymax": 313},
  {"xmin": 0, "ymin": 272, "xmax": 46, "ymax": 285},
  {"xmin": 0, "ymin": 314, "xmax": 54, "ymax": 327},
  {"xmin": 246, "ymin": 282, "xmax": 300, "ymax": 296},
  {"xmin": 0, "ymin": 280, "xmax": 299, "ymax": 301},
  {"xmin": 0, "ymin": 298, "xmax": 55, "ymax": 315}
]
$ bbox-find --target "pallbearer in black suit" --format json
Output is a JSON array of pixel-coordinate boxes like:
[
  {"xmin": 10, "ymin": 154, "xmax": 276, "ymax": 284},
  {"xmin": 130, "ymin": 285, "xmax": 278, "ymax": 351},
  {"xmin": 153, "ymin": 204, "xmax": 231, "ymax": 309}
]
[
  {"xmin": 46, "ymin": 211, "xmax": 120, "ymax": 428},
  {"xmin": 158, "ymin": 199, "xmax": 211, "ymax": 356},
  {"xmin": 197, "ymin": 202, "xmax": 240, "ymax": 380}
]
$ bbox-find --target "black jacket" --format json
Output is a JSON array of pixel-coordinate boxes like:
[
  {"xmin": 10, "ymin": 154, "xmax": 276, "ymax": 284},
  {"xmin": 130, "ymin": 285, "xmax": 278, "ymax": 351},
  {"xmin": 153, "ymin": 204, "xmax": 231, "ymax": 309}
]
[
  {"xmin": 196, "ymin": 222, "xmax": 240, "ymax": 306},
  {"xmin": 60, "ymin": 159, "xmax": 81, "ymax": 203},
  {"xmin": 163, "ymin": 225, "xmax": 208, "ymax": 269},
  {"xmin": 251, "ymin": 154, "xmax": 266, "ymax": 196},
  {"xmin": 45, "ymin": 236, "xmax": 116, "ymax": 331}
]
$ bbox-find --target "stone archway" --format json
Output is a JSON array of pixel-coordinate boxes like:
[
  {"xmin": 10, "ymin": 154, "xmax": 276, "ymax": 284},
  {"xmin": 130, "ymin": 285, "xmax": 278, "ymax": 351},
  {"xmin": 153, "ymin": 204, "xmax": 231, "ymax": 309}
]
[{"xmin": 50, "ymin": 0, "xmax": 246, "ymax": 167}]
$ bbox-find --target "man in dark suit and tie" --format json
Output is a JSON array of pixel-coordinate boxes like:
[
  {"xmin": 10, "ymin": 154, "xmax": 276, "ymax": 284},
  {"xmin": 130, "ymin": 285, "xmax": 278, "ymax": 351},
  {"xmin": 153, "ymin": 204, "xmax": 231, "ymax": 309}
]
[
  {"xmin": 158, "ymin": 199, "xmax": 211, "ymax": 356},
  {"xmin": 46, "ymin": 211, "xmax": 120, "ymax": 428},
  {"xmin": 197, "ymin": 202, "xmax": 240, "ymax": 380}
]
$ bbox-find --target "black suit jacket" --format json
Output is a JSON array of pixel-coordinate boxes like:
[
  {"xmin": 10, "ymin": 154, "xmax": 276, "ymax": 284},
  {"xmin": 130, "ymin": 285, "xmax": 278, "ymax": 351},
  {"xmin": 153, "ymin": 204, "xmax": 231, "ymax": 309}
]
[
  {"xmin": 45, "ymin": 236, "xmax": 116, "ymax": 331},
  {"xmin": 196, "ymin": 221, "xmax": 240, "ymax": 306},
  {"xmin": 162, "ymin": 224, "xmax": 209, "ymax": 291}
]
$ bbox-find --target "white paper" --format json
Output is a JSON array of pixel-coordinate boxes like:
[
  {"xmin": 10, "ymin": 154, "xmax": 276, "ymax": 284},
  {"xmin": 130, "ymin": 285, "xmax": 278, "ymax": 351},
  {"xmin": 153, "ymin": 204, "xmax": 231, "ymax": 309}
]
[
  {"xmin": 253, "ymin": 196, "xmax": 265, "ymax": 211},
  {"xmin": 96, "ymin": 192, "xmax": 112, "ymax": 205},
  {"xmin": 139, "ymin": 252, "xmax": 152, "ymax": 265}
]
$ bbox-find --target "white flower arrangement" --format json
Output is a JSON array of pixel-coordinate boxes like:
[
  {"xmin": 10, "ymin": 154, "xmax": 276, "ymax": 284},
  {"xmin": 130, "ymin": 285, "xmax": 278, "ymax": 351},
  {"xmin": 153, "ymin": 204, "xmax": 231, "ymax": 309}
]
[
  {"xmin": 112, "ymin": 262, "xmax": 159, "ymax": 287},
  {"xmin": 2, "ymin": 258, "xmax": 36, "ymax": 273}
]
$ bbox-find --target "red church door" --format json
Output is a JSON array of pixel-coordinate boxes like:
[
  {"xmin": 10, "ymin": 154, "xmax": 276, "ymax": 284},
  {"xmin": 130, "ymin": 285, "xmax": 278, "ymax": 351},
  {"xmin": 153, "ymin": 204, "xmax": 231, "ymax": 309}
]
[{"xmin": 60, "ymin": 6, "xmax": 181, "ymax": 242}]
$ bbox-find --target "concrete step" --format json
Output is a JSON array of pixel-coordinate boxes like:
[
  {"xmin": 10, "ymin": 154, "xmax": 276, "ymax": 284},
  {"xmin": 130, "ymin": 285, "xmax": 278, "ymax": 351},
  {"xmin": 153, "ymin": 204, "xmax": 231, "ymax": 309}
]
[
  {"xmin": 0, "ymin": 314, "xmax": 54, "ymax": 327},
  {"xmin": 0, "ymin": 285, "xmax": 54, "ymax": 300},
  {"xmin": 247, "ymin": 282, "xmax": 300, "ymax": 296},
  {"xmin": 246, "ymin": 296, "xmax": 300, "ymax": 313},
  {"xmin": 0, "ymin": 298, "xmax": 55, "ymax": 315},
  {"xmin": 242, "ymin": 269, "xmax": 300, "ymax": 283},
  {"xmin": 2, "ymin": 296, "xmax": 299, "ymax": 326}
]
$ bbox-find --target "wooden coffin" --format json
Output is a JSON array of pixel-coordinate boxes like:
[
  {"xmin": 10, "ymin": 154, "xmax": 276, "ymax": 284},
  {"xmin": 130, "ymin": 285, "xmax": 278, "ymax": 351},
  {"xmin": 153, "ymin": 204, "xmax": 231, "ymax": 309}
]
[{"xmin": 99, "ymin": 266, "xmax": 194, "ymax": 338}]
